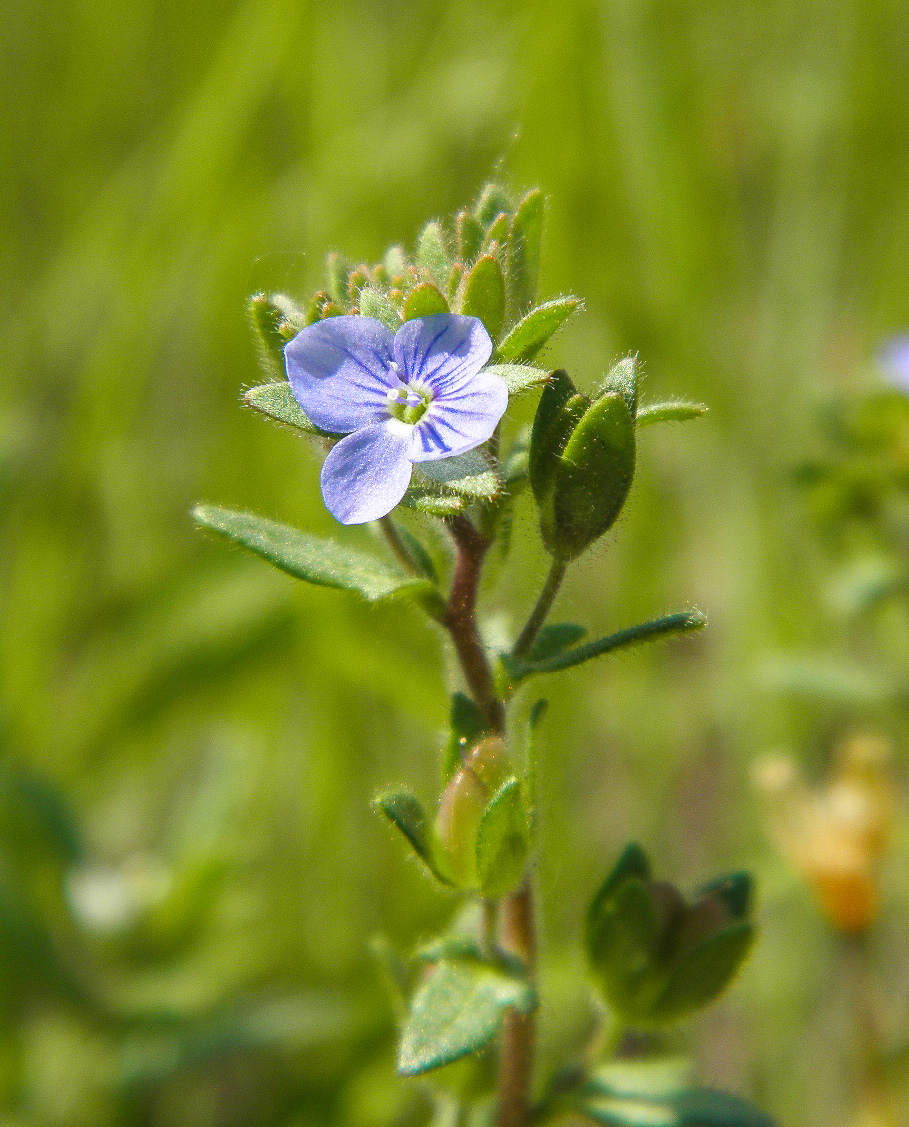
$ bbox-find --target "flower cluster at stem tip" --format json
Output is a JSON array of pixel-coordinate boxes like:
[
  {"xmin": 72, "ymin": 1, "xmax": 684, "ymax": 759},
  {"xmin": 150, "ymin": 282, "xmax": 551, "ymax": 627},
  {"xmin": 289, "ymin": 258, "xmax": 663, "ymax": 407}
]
[{"xmin": 284, "ymin": 312, "xmax": 508, "ymax": 524}]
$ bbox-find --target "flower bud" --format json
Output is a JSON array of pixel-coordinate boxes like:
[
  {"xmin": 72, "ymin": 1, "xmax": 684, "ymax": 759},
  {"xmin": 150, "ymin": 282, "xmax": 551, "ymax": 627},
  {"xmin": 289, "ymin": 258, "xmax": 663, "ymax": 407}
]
[
  {"xmin": 529, "ymin": 370, "xmax": 636, "ymax": 560},
  {"xmin": 434, "ymin": 738, "xmax": 512, "ymax": 888},
  {"xmin": 753, "ymin": 734, "xmax": 897, "ymax": 934},
  {"xmin": 585, "ymin": 845, "xmax": 755, "ymax": 1024}
]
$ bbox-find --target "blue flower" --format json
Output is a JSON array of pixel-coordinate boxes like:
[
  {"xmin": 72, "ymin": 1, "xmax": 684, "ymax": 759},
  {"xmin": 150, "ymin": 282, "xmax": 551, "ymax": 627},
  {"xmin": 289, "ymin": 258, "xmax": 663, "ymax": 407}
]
[
  {"xmin": 879, "ymin": 336, "xmax": 909, "ymax": 391},
  {"xmin": 285, "ymin": 313, "xmax": 508, "ymax": 524}
]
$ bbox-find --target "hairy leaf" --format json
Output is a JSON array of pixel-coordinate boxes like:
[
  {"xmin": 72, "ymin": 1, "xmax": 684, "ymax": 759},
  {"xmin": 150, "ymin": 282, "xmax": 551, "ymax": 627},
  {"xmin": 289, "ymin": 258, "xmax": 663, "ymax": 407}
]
[
  {"xmin": 497, "ymin": 298, "xmax": 581, "ymax": 362},
  {"xmin": 192, "ymin": 506, "xmax": 433, "ymax": 603},
  {"xmin": 397, "ymin": 958, "xmax": 535, "ymax": 1076}
]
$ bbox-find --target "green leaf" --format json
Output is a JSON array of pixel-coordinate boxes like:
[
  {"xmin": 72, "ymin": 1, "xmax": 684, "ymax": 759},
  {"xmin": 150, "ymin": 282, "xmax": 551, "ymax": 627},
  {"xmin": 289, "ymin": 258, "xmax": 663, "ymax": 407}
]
[
  {"xmin": 413, "ymin": 450, "xmax": 500, "ymax": 499},
  {"xmin": 509, "ymin": 611, "xmax": 707, "ymax": 678},
  {"xmin": 402, "ymin": 490, "xmax": 464, "ymax": 516},
  {"xmin": 474, "ymin": 184, "xmax": 512, "ymax": 227},
  {"xmin": 529, "ymin": 370, "xmax": 580, "ymax": 500},
  {"xmin": 247, "ymin": 293, "xmax": 303, "ymax": 379},
  {"xmin": 637, "ymin": 402, "xmax": 708, "ymax": 427},
  {"xmin": 2, "ymin": 770, "xmax": 86, "ymax": 865},
  {"xmin": 384, "ymin": 245, "xmax": 407, "ymax": 278},
  {"xmin": 576, "ymin": 1063, "xmax": 775, "ymax": 1127},
  {"xmin": 587, "ymin": 878, "xmax": 666, "ymax": 1016},
  {"xmin": 497, "ymin": 298, "xmax": 581, "ymax": 362},
  {"xmin": 523, "ymin": 623, "xmax": 587, "ymax": 663},
  {"xmin": 484, "ymin": 363, "xmax": 549, "ymax": 397},
  {"xmin": 672, "ymin": 1088, "xmax": 775, "ymax": 1127},
  {"xmin": 459, "ymin": 254, "xmax": 506, "ymax": 341},
  {"xmin": 508, "ymin": 188, "xmax": 544, "ymax": 313},
  {"xmin": 446, "ymin": 263, "xmax": 465, "ymax": 302},
  {"xmin": 696, "ymin": 873, "xmax": 753, "ymax": 921},
  {"xmin": 417, "ymin": 220, "xmax": 451, "ymax": 283},
  {"xmin": 475, "ymin": 780, "xmax": 529, "ymax": 897},
  {"xmin": 359, "ymin": 286, "xmax": 401, "ymax": 331},
  {"xmin": 373, "ymin": 791, "xmax": 452, "ymax": 886},
  {"xmin": 325, "ymin": 252, "xmax": 351, "ymax": 305},
  {"xmin": 587, "ymin": 846, "xmax": 652, "ymax": 938},
  {"xmin": 483, "ymin": 212, "xmax": 510, "ymax": 250},
  {"xmin": 502, "ymin": 439, "xmax": 530, "ymax": 487},
  {"xmin": 347, "ymin": 267, "xmax": 370, "ymax": 306},
  {"xmin": 648, "ymin": 923, "xmax": 756, "ymax": 1023},
  {"xmin": 442, "ymin": 693, "xmax": 489, "ymax": 783},
  {"xmin": 524, "ymin": 699, "xmax": 547, "ymax": 834},
  {"xmin": 585, "ymin": 1056, "xmax": 690, "ymax": 1101},
  {"xmin": 456, "ymin": 210, "xmax": 484, "ymax": 263},
  {"xmin": 305, "ymin": 290, "xmax": 330, "ymax": 325},
  {"xmin": 404, "ymin": 282, "xmax": 449, "ymax": 321},
  {"xmin": 397, "ymin": 958, "xmax": 535, "ymax": 1076},
  {"xmin": 574, "ymin": 1091, "xmax": 677, "ymax": 1127},
  {"xmin": 243, "ymin": 382, "xmax": 325, "ymax": 435},
  {"xmin": 599, "ymin": 356, "xmax": 639, "ymax": 417},
  {"xmin": 548, "ymin": 393, "xmax": 636, "ymax": 560},
  {"xmin": 397, "ymin": 528, "xmax": 439, "ymax": 584},
  {"xmin": 191, "ymin": 506, "xmax": 433, "ymax": 603}
]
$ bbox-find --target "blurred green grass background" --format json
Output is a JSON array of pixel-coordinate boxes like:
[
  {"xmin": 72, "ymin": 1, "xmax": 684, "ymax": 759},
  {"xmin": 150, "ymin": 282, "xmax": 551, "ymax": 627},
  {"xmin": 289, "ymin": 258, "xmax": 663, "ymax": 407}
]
[{"xmin": 3, "ymin": 0, "xmax": 909, "ymax": 1124}]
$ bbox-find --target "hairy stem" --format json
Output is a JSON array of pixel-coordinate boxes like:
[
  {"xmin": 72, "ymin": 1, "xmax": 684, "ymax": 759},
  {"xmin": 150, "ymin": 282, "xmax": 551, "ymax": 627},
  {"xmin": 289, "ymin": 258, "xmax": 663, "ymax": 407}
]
[
  {"xmin": 497, "ymin": 880, "xmax": 537, "ymax": 1127},
  {"xmin": 442, "ymin": 514, "xmax": 535, "ymax": 1127},
  {"xmin": 443, "ymin": 515, "xmax": 505, "ymax": 733},
  {"xmin": 513, "ymin": 560, "xmax": 567, "ymax": 658}
]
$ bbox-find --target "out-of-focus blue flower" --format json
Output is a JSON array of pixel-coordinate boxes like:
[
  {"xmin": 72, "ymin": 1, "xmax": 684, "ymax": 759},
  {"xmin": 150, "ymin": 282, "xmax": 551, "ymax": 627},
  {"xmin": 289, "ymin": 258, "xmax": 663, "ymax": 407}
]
[
  {"xmin": 285, "ymin": 313, "xmax": 507, "ymax": 524},
  {"xmin": 878, "ymin": 336, "xmax": 909, "ymax": 390}
]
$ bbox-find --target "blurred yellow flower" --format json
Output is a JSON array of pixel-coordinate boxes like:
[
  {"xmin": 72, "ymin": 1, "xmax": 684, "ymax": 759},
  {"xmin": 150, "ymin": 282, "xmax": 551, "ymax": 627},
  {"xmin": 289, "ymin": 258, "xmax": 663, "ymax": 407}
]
[{"xmin": 753, "ymin": 734, "xmax": 897, "ymax": 933}]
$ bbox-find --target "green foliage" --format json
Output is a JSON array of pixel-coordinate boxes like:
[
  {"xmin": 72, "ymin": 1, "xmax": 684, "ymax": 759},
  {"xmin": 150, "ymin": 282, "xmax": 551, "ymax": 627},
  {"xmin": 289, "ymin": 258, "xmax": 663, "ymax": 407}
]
[
  {"xmin": 574, "ymin": 1059, "xmax": 775, "ymax": 1127},
  {"xmin": 475, "ymin": 779, "xmax": 529, "ymax": 896},
  {"xmin": 403, "ymin": 282, "xmax": 449, "ymax": 320},
  {"xmin": 412, "ymin": 449, "xmax": 500, "ymax": 499},
  {"xmin": 521, "ymin": 623, "xmax": 587, "ymax": 663},
  {"xmin": 585, "ymin": 846, "xmax": 756, "ymax": 1025},
  {"xmin": 243, "ymin": 380, "xmax": 324, "ymax": 434},
  {"xmin": 247, "ymin": 292, "xmax": 303, "ymax": 379},
  {"xmin": 192, "ymin": 505, "xmax": 436, "ymax": 603},
  {"xmin": 497, "ymin": 298, "xmax": 581, "ymax": 362},
  {"xmin": 397, "ymin": 958, "xmax": 535, "ymax": 1077},
  {"xmin": 506, "ymin": 612, "xmax": 708, "ymax": 680},
  {"xmin": 636, "ymin": 402, "xmax": 709, "ymax": 427},
  {"xmin": 9, "ymin": 2, "xmax": 906, "ymax": 1121},
  {"xmin": 529, "ymin": 370, "xmax": 583, "ymax": 499},
  {"xmin": 358, "ymin": 286, "xmax": 401, "ymax": 329},
  {"xmin": 459, "ymin": 254, "xmax": 506, "ymax": 341},
  {"xmin": 483, "ymin": 362, "xmax": 549, "ymax": 397},
  {"xmin": 474, "ymin": 184, "xmax": 513, "ymax": 228},
  {"xmin": 599, "ymin": 356, "xmax": 639, "ymax": 418},
  {"xmin": 457, "ymin": 210, "xmax": 484, "ymax": 264},
  {"xmin": 373, "ymin": 791, "xmax": 453, "ymax": 886},
  {"xmin": 543, "ymin": 392, "xmax": 636, "ymax": 560},
  {"xmin": 442, "ymin": 693, "xmax": 489, "ymax": 783},
  {"xmin": 417, "ymin": 220, "xmax": 452, "ymax": 285},
  {"xmin": 507, "ymin": 189, "xmax": 545, "ymax": 315}
]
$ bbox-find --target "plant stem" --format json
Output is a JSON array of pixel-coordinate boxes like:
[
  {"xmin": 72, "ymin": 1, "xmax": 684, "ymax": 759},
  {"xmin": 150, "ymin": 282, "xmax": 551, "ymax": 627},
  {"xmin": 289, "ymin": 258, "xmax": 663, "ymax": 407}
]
[
  {"xmin": 841, "ymin": 932, "xmax": 893, "ymax": 1126},
  {"xmin": 443, "ymin": 514, "xmax": 505, "ymax": 733},
  {"xmin": 513, "ymin": 560, "xmax": 567, "ymax": 658},
  {"xmin": 442, "ymin": 513, "xmax": 535, "ymax": 1127},
  {"xmin": 378, "ymin": 515, "xmax": 421, "ymax": 576},
  {"xmin": 497, "ymin": 879, "xmax": 537, "ymax": 1127}
]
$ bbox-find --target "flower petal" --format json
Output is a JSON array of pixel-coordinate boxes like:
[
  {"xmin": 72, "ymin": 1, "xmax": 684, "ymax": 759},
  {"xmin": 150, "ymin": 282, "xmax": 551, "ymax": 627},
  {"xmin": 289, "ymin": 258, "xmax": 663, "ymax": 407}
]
[
  {"xmin": 408, "ymin": 369, "xmax": 509, "ymax": 462},
  {"xmin": 880, "ymin": 336, "xmax": 909, "ymax": 390},
  {"xmin": 285, "ymin": 316, "xmax": 396, "ymax": 433},
  {"xmin": 393, "ymin": 314, "xmax": 493, "ymax": 392},
  {"xmin": 320, "ymin": 422, "xmax": 414, "ymax": 525}
]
